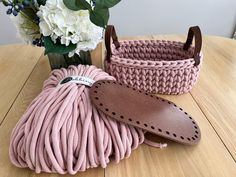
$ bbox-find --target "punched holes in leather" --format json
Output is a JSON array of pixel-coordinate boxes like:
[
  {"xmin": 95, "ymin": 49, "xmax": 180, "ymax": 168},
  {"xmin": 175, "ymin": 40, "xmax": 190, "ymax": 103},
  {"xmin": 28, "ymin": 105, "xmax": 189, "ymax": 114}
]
[{"xmin": 90, "ymin": 80, "xmax": 201, "ymax": 145}]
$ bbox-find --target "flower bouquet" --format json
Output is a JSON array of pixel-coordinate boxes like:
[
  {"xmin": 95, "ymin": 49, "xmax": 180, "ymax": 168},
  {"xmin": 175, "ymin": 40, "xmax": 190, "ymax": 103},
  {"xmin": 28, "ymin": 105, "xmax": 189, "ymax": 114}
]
[{"xmin": 1, "ymin": 0, "xmax": 120, "ymax": 68}]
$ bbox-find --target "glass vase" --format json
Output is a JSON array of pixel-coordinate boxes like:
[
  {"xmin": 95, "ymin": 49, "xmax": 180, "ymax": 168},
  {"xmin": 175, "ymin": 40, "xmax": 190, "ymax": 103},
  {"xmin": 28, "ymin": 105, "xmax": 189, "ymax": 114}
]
[{"xmin": 47, "ymin": 51, "xmax": 92, "ymax": 70}]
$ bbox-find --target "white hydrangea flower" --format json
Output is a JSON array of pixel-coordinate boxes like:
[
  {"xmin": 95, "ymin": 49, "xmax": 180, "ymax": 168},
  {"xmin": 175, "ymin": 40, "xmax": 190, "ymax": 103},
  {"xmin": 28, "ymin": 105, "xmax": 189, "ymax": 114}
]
[{"xmin": 37, "ymin": 0, "xmax": 103, "ymax": 56}]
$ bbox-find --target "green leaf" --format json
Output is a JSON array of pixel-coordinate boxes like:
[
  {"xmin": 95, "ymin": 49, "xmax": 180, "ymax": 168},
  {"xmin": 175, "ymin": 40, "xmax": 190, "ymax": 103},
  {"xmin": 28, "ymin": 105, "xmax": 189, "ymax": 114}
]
[
  {"xmin": 43, "ymin": 36, "xmax": 77, "ymax": 55},
  {"xmin": 2, "ymin": 0, "xmax": 8, "ymax": 6},
  {"xmin": 63, "ymin": 0, "xmax": 80, "ymax": 10},
  {"xmin": 63, "ymin": 0, "xmax": 91, "ymax": 11},
  {"xmin": 75, "ymin": 0, "xmax": 91, "ymax": 10},
  {"xmin": 89, "ymin": 8, "xmax": 109, "ymax": 28},
  {"xmin": 21, "ymin": 7, "xmax": 37, "ymax": 21},
  {"xmin": 37, "ymin": 0, "xmax": 47, "ymax": 6},
  {"xmin": 95, "ymin": 0, "xmax": 121, "ymax": 9}
]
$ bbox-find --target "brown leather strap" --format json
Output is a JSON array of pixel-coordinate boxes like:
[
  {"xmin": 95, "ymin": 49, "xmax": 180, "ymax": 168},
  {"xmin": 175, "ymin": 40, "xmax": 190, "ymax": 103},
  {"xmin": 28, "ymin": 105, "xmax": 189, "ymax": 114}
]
[
  {"xmin": 105, "ymin": 25, "xmax": 202, "ymax": 65},
  {"xmin": 90, "ymin": 80, "xmax": 201, "ymax": 145},
  {"xmin": 105, "ymin": 25, "xmax": 120, "ymax": 62},
  {"xmin": 183, "ymin": 26, "xmax": 202, "ymax": 66}
]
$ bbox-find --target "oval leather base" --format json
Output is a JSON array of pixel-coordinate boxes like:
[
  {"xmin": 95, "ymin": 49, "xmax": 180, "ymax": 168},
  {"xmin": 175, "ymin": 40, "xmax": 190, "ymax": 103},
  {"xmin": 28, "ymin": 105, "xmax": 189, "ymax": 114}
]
[{"xmin": 90, "ymin": 80, "xmax": 201, "ymax": 145}]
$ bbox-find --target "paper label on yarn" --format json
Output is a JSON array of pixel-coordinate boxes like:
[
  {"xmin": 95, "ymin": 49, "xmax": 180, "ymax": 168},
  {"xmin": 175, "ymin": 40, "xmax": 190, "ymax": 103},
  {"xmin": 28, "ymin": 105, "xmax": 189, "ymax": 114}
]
[{"xmin": 60, "ymin": 76, "xmax": 95, "ymax": 87}]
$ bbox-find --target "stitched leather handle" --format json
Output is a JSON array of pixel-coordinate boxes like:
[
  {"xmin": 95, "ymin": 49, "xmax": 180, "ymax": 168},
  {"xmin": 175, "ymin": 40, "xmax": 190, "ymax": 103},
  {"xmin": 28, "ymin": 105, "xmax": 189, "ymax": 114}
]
[
  {"xmin": 183, "ymin": 26, "xmax": 202, "ymax": 66},
  {"xmin": 105, "ymin": 25, "xmax": 120, "ymax": 62}
]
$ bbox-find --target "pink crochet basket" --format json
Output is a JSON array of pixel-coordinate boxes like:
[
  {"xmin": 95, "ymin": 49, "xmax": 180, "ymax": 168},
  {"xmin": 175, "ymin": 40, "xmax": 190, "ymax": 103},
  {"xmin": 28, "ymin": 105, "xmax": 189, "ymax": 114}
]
[{"xmin": 104, "ymin": 25, "xmax": 203, "ymax": 95}]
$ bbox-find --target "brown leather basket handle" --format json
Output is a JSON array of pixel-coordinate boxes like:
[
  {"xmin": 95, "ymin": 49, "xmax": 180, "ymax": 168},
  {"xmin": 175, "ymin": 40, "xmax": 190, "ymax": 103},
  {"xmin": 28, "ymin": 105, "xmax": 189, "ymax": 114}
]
[
  {"xmin": 183, "ymin": 26, "xmax": 202, "ymax": 66},
  {"xmin": 105, "ymin": 25, "xmax": 120, "ymax": 62}
]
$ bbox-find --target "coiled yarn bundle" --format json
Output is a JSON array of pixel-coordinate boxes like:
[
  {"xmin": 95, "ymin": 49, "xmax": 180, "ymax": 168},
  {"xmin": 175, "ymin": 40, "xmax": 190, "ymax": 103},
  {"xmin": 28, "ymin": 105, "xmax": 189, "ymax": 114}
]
[{"xmin": 9, "ymin": 65, "xmax": 146, "ymax": 174}]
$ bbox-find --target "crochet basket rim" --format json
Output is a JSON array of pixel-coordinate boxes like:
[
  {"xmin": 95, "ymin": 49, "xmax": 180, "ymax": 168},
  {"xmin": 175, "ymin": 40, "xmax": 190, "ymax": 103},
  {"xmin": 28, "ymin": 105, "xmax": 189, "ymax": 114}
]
[{"xmin": 108, "ymin": 39, "xmax": 203, "ymax": 69}]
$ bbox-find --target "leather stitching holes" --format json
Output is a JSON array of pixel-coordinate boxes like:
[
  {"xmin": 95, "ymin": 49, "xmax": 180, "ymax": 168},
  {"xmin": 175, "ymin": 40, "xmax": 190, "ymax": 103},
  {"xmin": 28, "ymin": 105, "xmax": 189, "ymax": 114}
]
[{"xmin": 93, "ymin": 81, "xmax": 199, "ymax": 142}]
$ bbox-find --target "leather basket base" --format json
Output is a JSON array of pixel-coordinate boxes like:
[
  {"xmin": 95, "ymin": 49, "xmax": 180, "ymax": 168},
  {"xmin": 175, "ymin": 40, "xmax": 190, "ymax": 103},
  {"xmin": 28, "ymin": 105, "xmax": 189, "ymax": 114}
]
[{"xmin": 90, "ymin": 80, "xmax": 201, "ymax": 145}]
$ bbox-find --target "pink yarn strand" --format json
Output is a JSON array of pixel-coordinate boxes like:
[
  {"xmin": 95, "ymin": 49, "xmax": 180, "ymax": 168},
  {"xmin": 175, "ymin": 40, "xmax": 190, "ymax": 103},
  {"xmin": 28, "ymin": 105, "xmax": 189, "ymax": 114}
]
[{"xmin": 10, "ymin": 65, "xmax": 164, "ymax": 174}]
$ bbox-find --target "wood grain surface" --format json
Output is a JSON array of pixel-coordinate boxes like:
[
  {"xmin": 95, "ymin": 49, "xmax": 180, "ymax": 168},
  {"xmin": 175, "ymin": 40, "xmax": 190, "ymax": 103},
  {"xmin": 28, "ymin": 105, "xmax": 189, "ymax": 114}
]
[
  {"xmin": 191, "ymin": 36, "xmax": 236, "ymax": 160},
  {"xmin": 0, "ymin": 45, "xmax": 43, "ymax": 124},
  {"xmin": 0, "ymin": 35, "xmax": 235, "ymax": 177}
]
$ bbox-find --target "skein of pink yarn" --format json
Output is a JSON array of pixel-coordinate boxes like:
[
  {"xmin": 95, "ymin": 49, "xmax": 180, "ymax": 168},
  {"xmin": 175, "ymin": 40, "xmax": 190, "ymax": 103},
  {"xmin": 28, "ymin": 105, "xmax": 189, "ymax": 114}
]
[{"xmin": 9, "ymin": 65, "xmax": 147, "ymax": 174}]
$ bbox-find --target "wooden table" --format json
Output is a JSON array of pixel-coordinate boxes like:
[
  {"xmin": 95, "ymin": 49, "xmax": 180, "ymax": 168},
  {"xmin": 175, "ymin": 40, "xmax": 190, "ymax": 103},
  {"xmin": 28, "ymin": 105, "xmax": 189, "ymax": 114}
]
[{"xmin": 0, "ymin": 35, "xmax": 236, "ymax": 177}]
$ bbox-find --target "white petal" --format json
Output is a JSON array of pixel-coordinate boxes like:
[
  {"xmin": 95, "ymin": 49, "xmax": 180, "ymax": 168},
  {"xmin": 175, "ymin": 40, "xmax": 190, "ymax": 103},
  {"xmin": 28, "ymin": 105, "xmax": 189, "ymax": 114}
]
[
  {"xmin": 37, "ymin": 0, "xmax": 103, "ymax": 52},
  {"xmin": 39, "ymin": 21, "xmax": 52, "ymax": 36}
]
